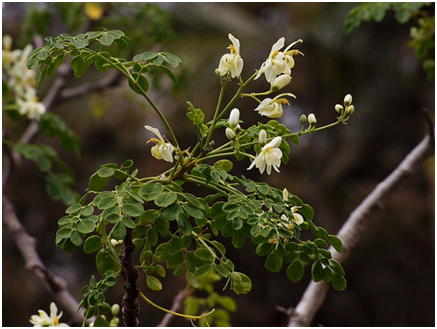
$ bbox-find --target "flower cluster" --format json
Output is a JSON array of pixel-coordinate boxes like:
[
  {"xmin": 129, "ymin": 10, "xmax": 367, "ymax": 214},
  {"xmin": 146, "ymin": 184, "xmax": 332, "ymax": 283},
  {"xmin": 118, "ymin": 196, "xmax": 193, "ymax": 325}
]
[
  {"xmin": 29, "ymin": 302, "xmax": 69, "ymax": 327},
  {"xmin": 3, "ymin": 35, "xmax": 46, "ymax": 121}
]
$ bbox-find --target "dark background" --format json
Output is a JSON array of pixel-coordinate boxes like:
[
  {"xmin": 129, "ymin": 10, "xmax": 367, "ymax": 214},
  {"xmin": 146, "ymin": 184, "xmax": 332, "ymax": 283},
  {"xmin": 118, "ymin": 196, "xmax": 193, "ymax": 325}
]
[{"xmin": 2, "ymin": 3, "xmax": 435, "ymax": 327}]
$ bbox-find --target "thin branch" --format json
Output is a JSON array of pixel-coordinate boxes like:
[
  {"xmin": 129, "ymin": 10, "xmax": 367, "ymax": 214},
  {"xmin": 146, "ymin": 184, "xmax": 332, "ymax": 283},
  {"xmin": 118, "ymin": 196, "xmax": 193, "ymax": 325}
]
[
  {"xmin": 2, "ymin": 195, "xmax": 84, "ymax": 326},
  {"xmin": 287, "ymin": 133, "xmax": 434, "ymax": 327},
  {"xmin": 157, "ymin": 288, "xmax": 190, "ymax": 327},
  {"xmin": 60, "ymin": 71, "xmax": 122, "ymax": 99}
]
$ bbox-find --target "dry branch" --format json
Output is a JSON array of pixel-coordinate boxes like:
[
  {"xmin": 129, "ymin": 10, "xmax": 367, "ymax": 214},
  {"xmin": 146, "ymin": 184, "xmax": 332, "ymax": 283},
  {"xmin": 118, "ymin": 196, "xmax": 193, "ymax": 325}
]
[
  {"xmin": 287, "ymin": 134, "xmax": 434, "ymax": 326},
  {"xmin": 2, "ymin": 195, "xmax": 84, "ymax": 326}
]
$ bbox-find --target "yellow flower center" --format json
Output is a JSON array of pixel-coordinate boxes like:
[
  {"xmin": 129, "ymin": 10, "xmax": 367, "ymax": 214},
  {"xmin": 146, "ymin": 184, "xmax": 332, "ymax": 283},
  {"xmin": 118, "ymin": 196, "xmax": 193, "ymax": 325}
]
[
  {"xmin": 54, "ymin": 317, "xmax": 60, "ymax": 326},
  {"xmin": 227, "ymin": 44, "xmax": 237, "ymax": 54}
]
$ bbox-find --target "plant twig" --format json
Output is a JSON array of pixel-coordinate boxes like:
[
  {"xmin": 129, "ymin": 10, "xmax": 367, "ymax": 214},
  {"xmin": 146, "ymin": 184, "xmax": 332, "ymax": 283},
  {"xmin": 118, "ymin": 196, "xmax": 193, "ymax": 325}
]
[
  {"xmin": 287, "ymin": 133, "xmax": 434, "ymax": 327},
  {"xmin": 2, "ymin": 195, "xmax": 84, "ymax": 326}
]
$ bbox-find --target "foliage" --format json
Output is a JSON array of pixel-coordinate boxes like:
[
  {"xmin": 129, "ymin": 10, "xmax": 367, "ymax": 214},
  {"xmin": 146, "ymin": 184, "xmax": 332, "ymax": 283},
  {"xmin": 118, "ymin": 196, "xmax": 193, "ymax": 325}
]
[
  {"xmin": 344, "ymin": 2, "xmax": 435, "ymax": 80},
  {"xmin": 24, "ymin": 26, "xmax": 356, "ymax": 325}
]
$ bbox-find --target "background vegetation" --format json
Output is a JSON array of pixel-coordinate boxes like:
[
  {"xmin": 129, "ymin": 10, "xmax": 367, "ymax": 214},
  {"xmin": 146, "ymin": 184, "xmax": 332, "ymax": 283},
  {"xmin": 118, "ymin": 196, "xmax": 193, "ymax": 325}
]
[{"xmin": 3, "ymin": 2, "xmax": 434, "ymax": 326}]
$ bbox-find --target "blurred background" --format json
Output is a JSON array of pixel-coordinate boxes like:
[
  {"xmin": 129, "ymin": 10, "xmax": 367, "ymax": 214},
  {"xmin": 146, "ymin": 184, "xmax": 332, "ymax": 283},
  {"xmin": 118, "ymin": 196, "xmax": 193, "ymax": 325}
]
[{"xmin": 2, "ymin": 2, "xmax": 435, "ymax": 327}]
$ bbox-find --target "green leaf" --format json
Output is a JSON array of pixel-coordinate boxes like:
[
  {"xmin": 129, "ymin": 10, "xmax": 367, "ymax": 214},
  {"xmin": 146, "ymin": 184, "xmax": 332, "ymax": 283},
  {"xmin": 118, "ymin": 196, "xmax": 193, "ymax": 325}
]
[
  {"xmin": 139, "ymin": 209, "xmax": 158, "ymax": 226},
  {"xmin": 97, "ymin": 196, "xmax": 118, "ymax": 210},
  {"xmin": 214, "ymin": 264, "xmax": 229, "ymax": 278},
  {"xmin": 94, "ymin": 315, "xmax": 110, "ymax": 327},
  {"xmin": 139, "ymin": 183, "xmax": 163, "ymax": 201},
  {"xmin": 96, "ymin": 249, "xmax": 119, "ymax": 276},
  {"xmin": 81, "ymin": 205, "xmax": 94, "ymax": 217},
  {"xmin": 255, "ymin": 243, "xmax": 272, "ymax": 257},
  {"xmin": 89, "ymin": 173, "xmax": 111, "ymax": 192},
  {"xmin": 232, "ymin": 231, "xmax": 245, "ymax": 249},
  {"xmin": 330, "ymin": 260, "xmax": 345, "ymax": 276},
  {"xmin": 328, "ymin": 235, "xmax": 343, "ymax": 253},
  {"xmin": 194, "ymin": 247, "xmax": 214, "ymax": 261},
  {"xmin": 186, "ymin": 270, "xmax": 199, "ymax": 288},
  {"xmin": 265, "ymin": 252, "xmax": 283, "ymax": 273},
  {"xmin": 161, "ymin": 52, "xmax": 182, "ymax": 67},
  {"xmin": 128, "ymin": 73, "xmax": 149, "ymax": 95},
  {"xmin": 162, "ymin": 203, "xmax": 183, "ymax": 221},
  {"xmin": 155, "ymin": 242, "xmax": 172, "ymax": 261},
  {"xmin": 78, "ymin": 219, "xmax": 96, "ymax": 234},
  {"xmin": 311, "ymin": 260, "xmax": 324, "ymax": 282},
  {"xmin": 56, "ymin": 227, "xmax": 72, "ymax": 239},
  {"xmin": 183, "ymin": 203, "xmax": 204, "ymax": 220},
  {"xmin": 194, "ymin": 264, "xmax": 213, "ymax": 277},
  {"xmin": 213, "ymin": 159, "xmax": 233, "ymax": 173},
  {"xmin": 155, "ymin": 191, "xmax": 177, "ymax": 207},
  {"xmin": 83, "ymin": 235, "xmax": 102, "ymax": 254},
  {"xmin": 99, "ymin": 33, "xmax": 115, "ymax": 46},
  {"xmin": 70, "ymin": 56, "xmax": 86, "ymax": 77},
  {"xmin": 231, "ymin": 272, "xmax": 252, "ymax": 295},
  {"xmin": 232, "ymin": 216, "xmax": 243, "ymax": 231},
  {"xmin": 287, "ymin": 260, "xmax": 304, "ymax": 282},
  {"xmin": 156, "ymin": 65, "xmax": 178, "ymax": 84},
  {"xmin": 122, "ymin": 203, "xmax": 144, "ymax": 217},
  {"xmin": 122, "ymin": 217, "xmax": 136, "ymax": 229},
  {"xmin": 332, "ymin": 275, "xmax": 347, "ymax": 291},
  {"xmin": 167, "ymin": 252, "xmax": 183, "ymax": 269},
  {"xmin": 146, "ymin": 275, "xmax": 162, "ymax": 291},
  {"xmin": 97, "ymin": 167, "xmax": 115, "ymax": 178},
  {"xmin": 71, "ymin": 38, "xmax": 88, "ymax": 49},
  {"xmin": 110, "ymin": 221, "xmax": 127, "ymax": 240},
  {"xmin": 177, "ymin": 213, "xmax": 192, "ymax": 236},
  {"xmin": 66, "ymin": 203, "xmax": 82, "ymax": 215},
  {"xmin": 70, "ymin": 230, "xmax": 84, "ymax": 246}
]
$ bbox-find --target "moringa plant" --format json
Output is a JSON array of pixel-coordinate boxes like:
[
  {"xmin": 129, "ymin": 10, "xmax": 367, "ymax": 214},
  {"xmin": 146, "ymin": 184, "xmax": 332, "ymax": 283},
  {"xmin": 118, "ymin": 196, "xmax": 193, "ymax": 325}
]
[{"xmin": 23, "ymin": 30, "xmax": 355, "ymax": 326}]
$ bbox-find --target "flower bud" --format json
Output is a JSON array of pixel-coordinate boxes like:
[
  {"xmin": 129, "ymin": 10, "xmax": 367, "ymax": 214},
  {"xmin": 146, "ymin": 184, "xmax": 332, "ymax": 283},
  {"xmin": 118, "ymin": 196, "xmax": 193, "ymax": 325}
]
[
  {"xmin": 110, "ymin": 239, "xmax": 119, "ymax": 248},
  {"xmin": 308, "ymin": 113, "xmax": 317, "ymax": 126},
  {"xmin": 235, "ymin": 123, "xmax": 242, "ymax": 133},
  {"xmin": 282, "ymin": 188, "xmax": 289, "ymax": 201},
  {"xmin": 335, "ymin": 104, "xmax": 344, "ymax": 113},
  {"xmin": 111, "ymin": 304, "xmax": 120, "ymax": 316},
  {"xmin": 258, "ymin": 129, "xmax": 267, "ymax": 147},
  {"xmin": 271, "ymin": 75, "xmax": 292, "ymax": 91},
  {"xmin": 229, "ymin": 108, "xmax": 240, "ymax": 129},
  {"xmin": 225, "ymin": 127, "xmax": 236, "ymax": 140},
  {"xmin": 344, "ymin": 94, "xmax": 352, "ymax": 107},
  {"xmin": 300, "ymin": 114, "xmax": 307, "ymax": 125},
  {"xmin": 346, "ymin": 105, "xmax": 355, "ymax": 116}
]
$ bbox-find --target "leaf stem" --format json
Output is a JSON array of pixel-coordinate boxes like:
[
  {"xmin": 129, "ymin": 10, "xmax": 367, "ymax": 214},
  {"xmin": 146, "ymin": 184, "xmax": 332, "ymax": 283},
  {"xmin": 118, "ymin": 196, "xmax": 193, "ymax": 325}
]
[{"xmin": 138, "ymin": 290, "xmax": 215, "ymax": 320}]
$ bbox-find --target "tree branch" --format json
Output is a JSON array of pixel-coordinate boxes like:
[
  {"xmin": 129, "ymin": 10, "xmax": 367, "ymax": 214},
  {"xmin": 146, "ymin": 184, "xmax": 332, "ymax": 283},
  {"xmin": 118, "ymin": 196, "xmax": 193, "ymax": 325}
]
[
  {"xmin": 121, "ymin": 228, "xmax": 140, "ymax": 326},
  {"xmin": 157, "ymin": 288, "xmax": 190, "ymax": 327},
  {"xmin": 287, "ymin": 133, "xmax": 434, "ymax": 327},
  {"xmin": 2, "ymin": 194, "xmax": 84, "ymax": 326}
]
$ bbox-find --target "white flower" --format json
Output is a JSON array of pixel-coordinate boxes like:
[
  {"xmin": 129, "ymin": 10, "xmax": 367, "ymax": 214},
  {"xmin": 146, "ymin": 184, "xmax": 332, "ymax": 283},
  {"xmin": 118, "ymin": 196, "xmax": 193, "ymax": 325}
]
[
  {"xmin": 225, "ymin": 127, "xmax": 236, "ymax": 140},
  {"xmin": 228, "ymin": 108, "xmax": 240, "ymax": 129},
  {"xmin": 16, "ymin": 97, "xmax": 46, "ymax": 121},
  {"xmin": 144, "ymin": 125, "xmax": 175, "ymax": 163},
  {"xmin": 217, "ymin": 33, "xmax": 244, "ymax": 78},
  {"xmin": 247, "ymin": 136, "xmax": 283, "ymax": 175},
  {"xmin": 29, "ymin": 302, "xmax": 69, "ymax": 327},
  {"xmin": 271, "ymin": 74, "xmax": 292, "ymax": 91},
  {"xmin": 258, "ymin": 129, "xmax": 267, "ymax": 147},
  {"xmin": 290, "ymin": 206, "xmax": 304, "ymax": 225},
  {"xmin": 308, "ymin": 113, "xmax": 317, "ymax": 126},
  {"xmin": 255, "ymin": 37, "xmax": 303, "ymax": 86},
  {"xmin": 344, "ymin": 94, "xmax": 353, "ymax": 107},
  {"xmin": 254, "ymin": 93, "xmax": 296, "ymax": 118}
]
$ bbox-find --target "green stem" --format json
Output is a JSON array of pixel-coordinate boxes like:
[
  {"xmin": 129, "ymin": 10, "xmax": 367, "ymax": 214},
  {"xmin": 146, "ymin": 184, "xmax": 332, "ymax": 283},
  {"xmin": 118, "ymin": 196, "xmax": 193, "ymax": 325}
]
[
  {"xmin": 203, "ymin": 76, "xmax": 230, "ymax": 151},
  {"xmin": 138, "ymin": 290, "xmax": 215, "ymax": 320}
]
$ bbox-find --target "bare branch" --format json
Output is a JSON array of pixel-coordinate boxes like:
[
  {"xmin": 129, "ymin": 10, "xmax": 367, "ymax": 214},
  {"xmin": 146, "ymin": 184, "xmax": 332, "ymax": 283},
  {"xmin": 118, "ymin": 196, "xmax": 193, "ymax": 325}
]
[
  {"xmin": 157, "ymin": 288, "xmax": 189, "ymax": 327},
  {"xmin": 287, "ymin": 134, "xmax": 434, "ymax": 327},
  {"xmin": 61, "ymin": 71, "xmax": 122, "ymax": 99},
  {"xmin": 2, "ymin": 195, "xmax": 84, "ymax": 326}
]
